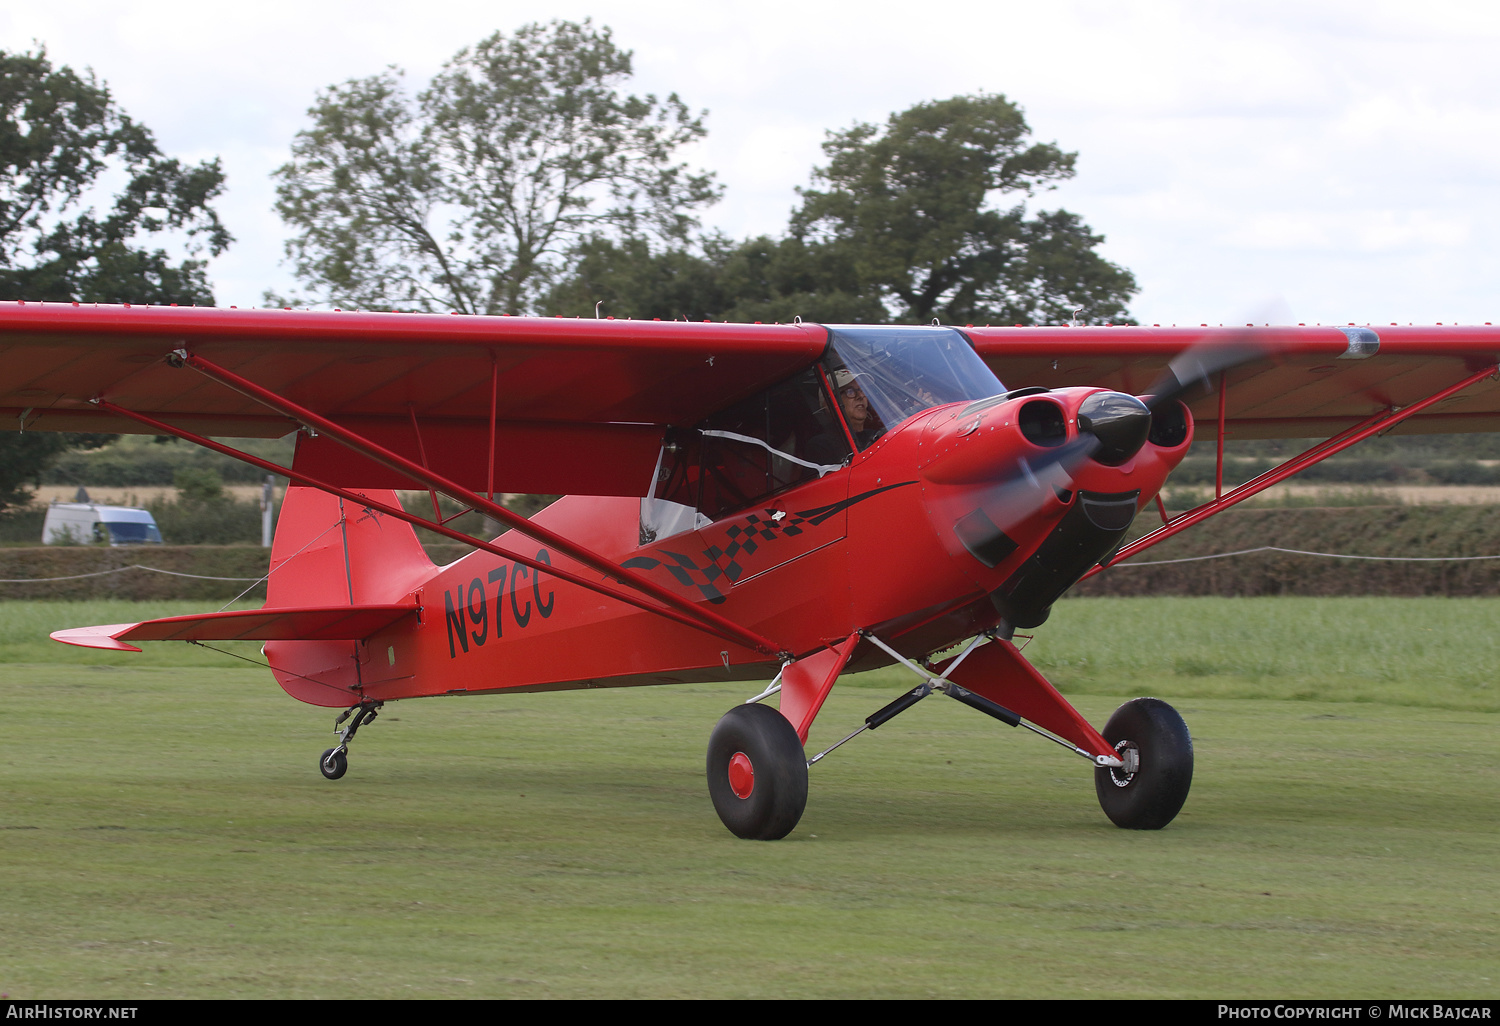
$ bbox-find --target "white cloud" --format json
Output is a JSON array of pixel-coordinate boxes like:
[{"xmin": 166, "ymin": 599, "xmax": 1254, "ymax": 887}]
[{"xmin": 5, "ymin": 0, "xmax": 1500, "ymax": 324}]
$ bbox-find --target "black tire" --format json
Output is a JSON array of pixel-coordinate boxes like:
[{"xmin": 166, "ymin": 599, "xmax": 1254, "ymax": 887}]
[
  {"xmin": 320, "ymin": 747, "xmax": 348, "ymax": 781},
  {"xmin": 706, "ymin": 703, "xmax": 808, "ymax": 840},
  {"xmin": 1093, "ymin": 697, "xmax": 1192, "ymax": 829}
]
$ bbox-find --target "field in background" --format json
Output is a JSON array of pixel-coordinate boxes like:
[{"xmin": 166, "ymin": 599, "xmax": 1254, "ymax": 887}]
[
  {"xmin": 1029, "ymin": 596, "xmax": 1500, "ymax": 711},
  {"xmin": 1164, "ymin": 483, "xmax": 1500, "ymax": 507},
  {"xmin": 29, "ymin": 485, "xmax": 275, "ymax": 506},
  {"xmin": 1, "ymin": 596, "xmax": 1496, "ymax": 998},
  {"xmin": 27, "ymin": 481, "xmax": 1500, "ymax": 518}
]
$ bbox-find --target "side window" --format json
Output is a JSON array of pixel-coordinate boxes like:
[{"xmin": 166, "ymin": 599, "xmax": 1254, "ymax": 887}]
[
  {"xmin": 698, "ymin": 368, "xmax": 849, "ymax": 522},
  {"xmin": 638, "ymin": 368, "xmax": 852, "ymax": 541},
  {"xmin": 640, "ymin": 430, "xmax": 707, "ymax": 545}
]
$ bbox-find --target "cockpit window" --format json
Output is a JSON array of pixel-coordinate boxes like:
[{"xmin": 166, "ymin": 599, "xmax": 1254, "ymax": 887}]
[
  {"xmin": 696, "ymin": 367, "xmax": 849, "ymax": 521},
  {"xmin": 640, "ymin": 366, "xmax": 852, "ymax": 540},
  {"xmin": 823, "ymin": 326, "xmax": 1004, "ymax": 449}
]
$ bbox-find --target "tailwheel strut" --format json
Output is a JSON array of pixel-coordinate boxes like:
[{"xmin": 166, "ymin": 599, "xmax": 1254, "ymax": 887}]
[{"xmin": 320, "ymin": 700, "xmax": 382, "ymax": 780}]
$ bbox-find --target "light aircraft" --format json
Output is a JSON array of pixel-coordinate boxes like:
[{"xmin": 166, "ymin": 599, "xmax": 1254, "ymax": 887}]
[{"xmin": 6, "ymin": 304, "xmax": 1499, "ymax": 839}]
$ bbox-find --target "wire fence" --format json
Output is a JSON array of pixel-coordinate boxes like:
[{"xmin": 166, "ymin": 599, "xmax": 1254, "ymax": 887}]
[
  {"xmin": 0, "ymin": 564, "xmax": 265, "ymax": 584},
  {"xmin": 5, "ymin": 541, "xmax": 1500, "ymax": 585},
  {"xmin": 1115, "ymin": 545, "xmax": 1500, "ymax": 567}
]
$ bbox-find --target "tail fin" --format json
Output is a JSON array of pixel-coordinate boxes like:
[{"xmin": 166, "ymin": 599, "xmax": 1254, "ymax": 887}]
[
  {"xmin": 264, "ymin": 487, "xmax": 436, "ymax": 707},
  {"xmin": 267, "ymin": 487, "xmax": 434, "ymax": 608}
]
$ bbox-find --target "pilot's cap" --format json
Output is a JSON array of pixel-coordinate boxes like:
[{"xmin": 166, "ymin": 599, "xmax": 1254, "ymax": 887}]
[{"xmin": 832, "ymin": 369, "xmax": 864, "ymax": 391}]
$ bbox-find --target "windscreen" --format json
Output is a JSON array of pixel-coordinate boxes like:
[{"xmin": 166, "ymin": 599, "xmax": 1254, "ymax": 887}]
[
  {"xmin": 823, "ymin": 327, "xmax": 1004, "ymax": 448},
  {"xmin": 104, "ymin": 521, "xmax": 162, "ymax": 544}
]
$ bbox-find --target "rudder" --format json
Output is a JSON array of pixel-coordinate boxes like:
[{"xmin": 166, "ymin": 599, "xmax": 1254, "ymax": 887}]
[
  {"xmin": 264, "ymin": 487, "xmax": 436, "ymax": 707},
  {"xmin": 266, "ymin": 487, "xmax": 434, "ymax": 607}
]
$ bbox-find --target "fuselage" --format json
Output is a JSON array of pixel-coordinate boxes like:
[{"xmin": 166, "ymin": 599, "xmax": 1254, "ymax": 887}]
[{"xmin": 265, "ymin": 372, "xmax": 1193, "ymax": 707}]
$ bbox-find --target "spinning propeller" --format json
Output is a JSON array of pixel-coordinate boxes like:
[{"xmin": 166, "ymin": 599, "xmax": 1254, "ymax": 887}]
[
  {"xmin": 1140, "ymin": 333, "xmax": 1272, "ymax": 413},
  {"xmin": 928, "ymin": 330, "xmax": 1282, "ymax": 586}
]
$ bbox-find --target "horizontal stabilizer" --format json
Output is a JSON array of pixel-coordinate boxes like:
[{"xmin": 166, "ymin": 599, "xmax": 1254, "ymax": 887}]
[{"xmin": 50, "ymin": 604, "xmax": 419, "ymax": 652}]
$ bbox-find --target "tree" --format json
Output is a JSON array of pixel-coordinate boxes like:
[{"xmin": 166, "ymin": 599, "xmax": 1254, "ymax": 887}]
[
  {"xmin": 543, "ymin": 93, "xmax": 1137, "ymax": 327},
  {"xmin": 0, "ymin": 432, "xmax": 114, "ymax": 514},
  {"xmin": 540, "ymin": 233, "xmax": 730, "ymax": 321},
  {"xmin": 0, "ymin": 47, "xmax": 233, "ymax": 514},
  {"xmin": 540, "ymin": 232, "xmax": 886, "ymax": 324},
  {"xmin": 791, "ymin": 93, "xmax": 1135, "ymax": 325},
  {"xmin": 273, "ymin": 20, "xmax": 720, "ymax": 315},
  {"xmin": 0, "ymin": 47, "xmax": 231, "ymax": 304}
]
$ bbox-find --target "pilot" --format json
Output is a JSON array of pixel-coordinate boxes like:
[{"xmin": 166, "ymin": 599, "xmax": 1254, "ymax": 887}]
[
  {"xmin": 902, "ymin": 378, "xmax": 941, "ymax": 415},
  {"xmin": 833, "ymin": 370, "xmax": 884, "ymax": 449}
]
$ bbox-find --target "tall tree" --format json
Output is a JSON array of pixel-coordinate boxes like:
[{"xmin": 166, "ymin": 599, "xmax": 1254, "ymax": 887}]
[
  {"xmin": 791, "ymin": 93, "xmax": 1135, "ymax": 325},
  {"xmin": 0, "ymin": 47, "xmax": 232, "ymax": 514},
  {"xmin": 540, "ymin": 232, "xmax": 886, "ymax": 324},
  {"xmin": 0, "ymin": 47, "xmax": 231, "ymax": 304},
  {"xmin": 273, "ymin": 20, "xmax": 719, "ymax": 315},
  {"xmin": 544, "ymin": 93, "xmax": 1137, "ymax": 327}
]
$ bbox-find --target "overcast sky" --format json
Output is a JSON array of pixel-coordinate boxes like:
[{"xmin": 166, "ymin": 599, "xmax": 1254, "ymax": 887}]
[{"xmin": 5, "ymin": 1, "xmax": 1498, "ymax": 326}]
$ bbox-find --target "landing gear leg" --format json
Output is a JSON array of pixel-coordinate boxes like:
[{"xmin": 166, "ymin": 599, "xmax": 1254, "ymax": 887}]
[{"xmin": 320, "ymin": 700, "xmax": 382, "ymax": 781}]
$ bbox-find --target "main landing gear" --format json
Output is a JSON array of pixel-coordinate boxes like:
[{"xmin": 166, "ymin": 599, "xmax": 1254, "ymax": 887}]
[
  {"xmin": 1093, "ymin": 697, "xmax": 1194, "ymax": 830},
  {"xmin": 704, "ymin": 634, "xmax": 1194, "ymax": 839},
  {"xmin": 706, "ymin": 704, "xmax": 808, "ymax": 840},
  {"xmin": 320, "ymin": 700, "xmax": 382, "ymax": 781}
]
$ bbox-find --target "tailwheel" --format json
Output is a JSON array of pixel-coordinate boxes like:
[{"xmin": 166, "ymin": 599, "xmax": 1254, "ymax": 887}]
[
  {"xmin": 1094, "ymin": 697, "xmax": 1193, "ymax": 829},
  {"xmin": 318, "ymin": 700, "xmax": 380, "ymax": 781},
  {"xmin": 320, "ymin": 747, "xmax": 348, "ymax": 780},
  {"xmin": 707, "ymin": 703, "xmax": 808, "ymax": 840}
]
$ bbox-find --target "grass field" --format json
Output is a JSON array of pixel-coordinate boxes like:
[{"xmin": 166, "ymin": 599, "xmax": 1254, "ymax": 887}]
[{"xmin": 1, "ymin": 598, "xmax": 1496, "ymax": 998}]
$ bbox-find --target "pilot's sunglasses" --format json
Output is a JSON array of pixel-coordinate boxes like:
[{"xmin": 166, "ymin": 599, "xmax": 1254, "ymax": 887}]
[{"xmin": 840, "ymin": 386, "xmax": 864, "ymax": 398}]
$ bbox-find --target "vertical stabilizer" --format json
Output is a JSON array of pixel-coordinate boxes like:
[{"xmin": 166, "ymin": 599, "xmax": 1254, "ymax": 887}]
[
  {"xmin": 264, "ymin": 487, "xmax": 436, "ymax": 707},
  {"xmin": 266, "ymin": 487, "xmax": 434, "ymax": 608}
]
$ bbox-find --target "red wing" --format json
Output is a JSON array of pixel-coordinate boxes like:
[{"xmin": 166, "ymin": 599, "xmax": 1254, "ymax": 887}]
[
  {"xmin": 969, "ymin": 325, "xmax": 1500, "ymax": 438},
  {"xmin": 0, "ymin": 304, "xmax": 827, "ymax": 495},
  {"xmin": 50, "ymin": 603, "xmax": 420, "ymax": 651}
]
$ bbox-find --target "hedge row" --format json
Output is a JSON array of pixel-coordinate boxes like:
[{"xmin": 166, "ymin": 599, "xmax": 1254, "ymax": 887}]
[
  {"xmin": 43, "ymin": 452, "xmax": 274, "ymax": 486},
  {"xmin": 0, "ymin": 546, "xmax": 271, "ymax": 601},
  {"xmin": 1169, "ymin": 457, "xmax": 1500, "ymax": 486},
  {"xmin": 7, "ymin": 504, "xmax": 1500, "ymax": 602},
  {"xmin": 1077, "ymin": 504, "xmax": 1500, "ymax": 597}
]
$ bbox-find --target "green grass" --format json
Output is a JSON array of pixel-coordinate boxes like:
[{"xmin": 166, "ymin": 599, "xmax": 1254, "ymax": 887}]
[
  {"xmin": 1032, "ymin": 597, "xmax": 1500, "ymax": 711},
  {"xmin": 0, "ymin": 600, "xmax": 265, "ymax": 666},
  {"xmin": 1, "ymin": 598, "xmax": 1497, "ymax": 998}
]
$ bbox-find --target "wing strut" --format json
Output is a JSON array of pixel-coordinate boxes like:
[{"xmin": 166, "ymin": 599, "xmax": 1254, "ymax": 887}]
[
  {"xmin": 92, "ymin": 397, "xmax": 785, "ymax": 657},
  {"xmin": 1086, "ymin": 360, "xmax": 1500, "ymax": 576},
  {"xmin": 165, "ymin": 352, "xmax": 786, "ymax": 657}
]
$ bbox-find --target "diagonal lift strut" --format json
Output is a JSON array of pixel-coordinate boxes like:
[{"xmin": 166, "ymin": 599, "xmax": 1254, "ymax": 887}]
[
  {"xmin": 92, "ymin": 395, "xmax": 782, "ymax": 656},
  {"xmin": 1087, "ymin": 360, "xmax": 1500, "ymax": 576},
  {"xmin": 161, "ymin": 351, "xmax": 786, "ymax": 658}
]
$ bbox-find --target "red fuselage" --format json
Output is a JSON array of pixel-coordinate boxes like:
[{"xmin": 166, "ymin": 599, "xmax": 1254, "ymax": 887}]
[{"xmin": 265, "ymin": 386, "xmax": 1192, "ymax": 707}]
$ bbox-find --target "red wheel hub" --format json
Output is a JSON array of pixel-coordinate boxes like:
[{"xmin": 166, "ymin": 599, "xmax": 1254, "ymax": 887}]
[{"xmin": 728, "ymin": 752, "xmax": 755, "ymax": 799}]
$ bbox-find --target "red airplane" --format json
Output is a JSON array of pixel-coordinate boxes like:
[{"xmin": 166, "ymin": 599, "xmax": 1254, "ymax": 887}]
[{"xmin": 8, "ymin": 305, "xmax": 1499, "ymax": 839}]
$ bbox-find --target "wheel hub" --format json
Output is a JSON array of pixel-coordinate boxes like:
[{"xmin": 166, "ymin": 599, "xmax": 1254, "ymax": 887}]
[
  {"xmin": 1108, "ymin": 740, "xmax": 1140, "ymax": 787},
  {"xmin": 728, "ymin": 752, "xmax": 755, "ymax": 799}
]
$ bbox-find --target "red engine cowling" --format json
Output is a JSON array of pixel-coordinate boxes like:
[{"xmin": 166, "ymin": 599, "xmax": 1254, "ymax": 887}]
[{"xmin": 917, "ymin": 387, "xmax": 1193, "ymax": 627}]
